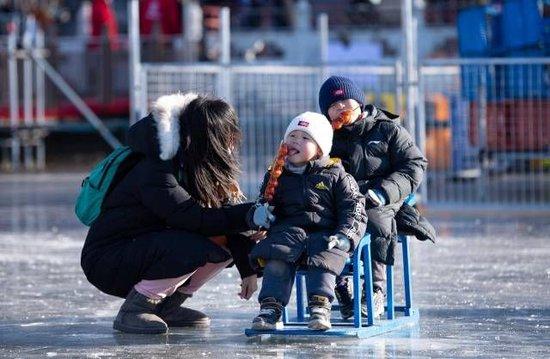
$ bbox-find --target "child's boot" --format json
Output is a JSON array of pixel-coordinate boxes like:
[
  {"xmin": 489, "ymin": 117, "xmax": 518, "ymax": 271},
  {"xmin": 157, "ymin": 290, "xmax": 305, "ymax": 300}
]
[
  {"xmin": 156, "ymin": 292, "xmax": 210, "ymax": 328},
  {"xmin": 307, "ymin": 295, "xmax": 332, "ymax": 330},
  {"xmin": 360, "ymin": 286, "xmax": 385, "ymax": 319},
  {"xmin": 334, "ymin": 277, "xmax": 354, "ymax": 319},
  {"xmin": 251, "ymin": 297, "xmax": 284, "ymax": 330},
  {"xmin": 113, "ymin": 288, "xmax": 168, "ymax": 334}
]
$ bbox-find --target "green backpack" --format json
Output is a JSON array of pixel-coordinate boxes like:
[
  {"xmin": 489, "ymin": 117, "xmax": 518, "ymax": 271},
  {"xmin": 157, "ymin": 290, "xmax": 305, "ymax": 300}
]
[{"xmin": 75, "ymin": 146, "xmax": 139, "ymax": 226}]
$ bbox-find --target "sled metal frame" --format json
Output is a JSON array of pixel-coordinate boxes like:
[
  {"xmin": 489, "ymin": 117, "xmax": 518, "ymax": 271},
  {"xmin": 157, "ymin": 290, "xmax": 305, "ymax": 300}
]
[{"xmin": 245, "ymin": 196, "xmax": 419, "ymax": 338}]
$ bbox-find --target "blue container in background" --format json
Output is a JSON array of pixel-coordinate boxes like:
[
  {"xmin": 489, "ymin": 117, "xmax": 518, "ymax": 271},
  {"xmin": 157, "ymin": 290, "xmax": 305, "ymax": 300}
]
[
  {"xmin": 458, "ymin": 0, "xmax": 548, "ymax": 101},
  {"xmin": 457, "ymin": 6, "xmax": 491, "ymax": 57},
  {"xmin": 500, "ymin": 0, "xmax": 542, "ymax": 52},
  {"xmin": 541, "ymin": 17, "xmax": 550, "ymax": 54}
]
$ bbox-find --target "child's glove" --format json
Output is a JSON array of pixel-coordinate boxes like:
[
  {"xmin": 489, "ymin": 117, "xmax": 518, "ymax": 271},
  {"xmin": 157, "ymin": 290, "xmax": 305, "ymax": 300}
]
[
  {"xmin": 366, "ymin": 188, "xmax": 387, "ymax": 208},
  {"xmin": 246, "ymin": 202, "xmax": 276, "ymax": 229},
  {"xmin": 326, "ymin": 234, "xmax": 351, "ymax": 252}
]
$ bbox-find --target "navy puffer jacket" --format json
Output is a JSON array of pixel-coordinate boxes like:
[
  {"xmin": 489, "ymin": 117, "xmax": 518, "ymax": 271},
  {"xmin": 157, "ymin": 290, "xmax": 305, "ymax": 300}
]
[
  {"xmin": 250, "ymin": 157, "xmax": 367, "ymax": 275},
  {"xmin": 331, "ymin": 105, "xmax": 427, "ymax": 204}
]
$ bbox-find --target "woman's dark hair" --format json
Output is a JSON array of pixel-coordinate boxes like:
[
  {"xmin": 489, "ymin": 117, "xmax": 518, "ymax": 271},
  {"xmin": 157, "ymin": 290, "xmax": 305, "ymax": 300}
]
[{"xmin": 178, "ymin": 96, "xmax": 243, "ymax": 208}]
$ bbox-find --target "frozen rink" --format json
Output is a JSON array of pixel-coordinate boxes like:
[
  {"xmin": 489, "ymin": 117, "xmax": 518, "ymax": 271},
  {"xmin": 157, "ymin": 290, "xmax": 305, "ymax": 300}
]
[{"xmin": 1, "ymin": 173, "xmax": 549, "ymax": 358}]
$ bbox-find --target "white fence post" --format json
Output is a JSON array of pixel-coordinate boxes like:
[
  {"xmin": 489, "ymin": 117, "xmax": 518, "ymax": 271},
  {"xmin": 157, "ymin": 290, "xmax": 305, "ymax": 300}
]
[
  {"xmin": 317, "ymin": 13, "xmax": 329, "ymax": 95},
  {"xmin": 402, "ymin": 0, "xmax": 419, "ymax": 140},
  {"xmin": 129, "ymin": 0, "xmax": 142, "ymax": 124},
  {"xmin": 218, "ymin": 7, "xmax": 231, "ymax": 102},
  {"xmin": 7, "ymin": 18, "xmax": 20, "ymax": 171}
]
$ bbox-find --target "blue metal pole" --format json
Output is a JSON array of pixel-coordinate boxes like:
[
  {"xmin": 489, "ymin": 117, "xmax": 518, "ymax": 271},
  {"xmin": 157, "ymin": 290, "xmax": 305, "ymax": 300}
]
[
  {"xmin": 362, "ymin": 236, "xmax": 375, "ymax": 327},
  {"xmin": 386, "ymin": 264, "xmax": 394, "ymax": 319},
  {"xmin": 402, "ymin": 236, "xmax": 413, "ymax": 315},
  {"xmin": 296, "ymin": 274, "xmax": 305, "ymax": 321},
  {"xmin": 353, "ymin": 238, "xmax": 364, "ymax": 328}
]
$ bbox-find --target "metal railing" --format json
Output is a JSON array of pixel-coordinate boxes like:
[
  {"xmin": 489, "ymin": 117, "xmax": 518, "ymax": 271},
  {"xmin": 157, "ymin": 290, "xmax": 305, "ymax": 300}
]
[
  {"xmin": 138, "ymin": 62, "xmax": 406, "ymax": 198},
  {"xmin": 421, "ymin": 58, "xmax": 550, "ymax": 206},
  {"xmin": 139, "ymin": 64, "xmax": 341, "ymax": 196},
  {"xmin": 138, "ymin": 59, "xmax": 550, "ymax": 207},
  {"xmin": 0, "ymin": 34, "xmax": 205, "ymax": 115},
  {"xmin": 139, "ymin": 64, "xmax": 324, "ymax": 196}
]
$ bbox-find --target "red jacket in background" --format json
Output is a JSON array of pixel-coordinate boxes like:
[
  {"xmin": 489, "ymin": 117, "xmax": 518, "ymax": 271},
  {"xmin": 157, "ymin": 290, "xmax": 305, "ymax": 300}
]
[
  {"xmin": 91, "ymin": 0, "xmax": 119, "ymax": 50},
  {"xmin": 140, "ymin": 0, "xmax": 182, "ymax": 35}
]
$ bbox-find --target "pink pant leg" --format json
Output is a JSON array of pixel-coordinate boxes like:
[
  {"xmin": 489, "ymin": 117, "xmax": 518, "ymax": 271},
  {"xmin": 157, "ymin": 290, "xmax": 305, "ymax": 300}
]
[
  {"xmin": 178, "ymin": 259, "xmax": 233, "ymax": 296},
  {"xmin": 134, "ymin": 259, "xmax": 233, "ymax": 300},
  {"xmin": 134, "ymin": 272, "xmax": 195, "ymax": 300}
]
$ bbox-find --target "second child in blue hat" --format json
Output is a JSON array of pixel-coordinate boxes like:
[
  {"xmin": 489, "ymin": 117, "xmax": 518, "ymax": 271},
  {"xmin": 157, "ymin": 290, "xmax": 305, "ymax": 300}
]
[{"xmin": 319, "ymin": 75, "xmax": 428, "ymax": 320}]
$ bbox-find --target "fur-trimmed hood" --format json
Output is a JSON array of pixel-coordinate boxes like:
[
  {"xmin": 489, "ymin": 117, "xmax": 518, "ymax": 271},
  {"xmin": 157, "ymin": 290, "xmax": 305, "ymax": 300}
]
[{"xmin": 127, "ymin": 93, "xmax": 198, "ymax": 160}]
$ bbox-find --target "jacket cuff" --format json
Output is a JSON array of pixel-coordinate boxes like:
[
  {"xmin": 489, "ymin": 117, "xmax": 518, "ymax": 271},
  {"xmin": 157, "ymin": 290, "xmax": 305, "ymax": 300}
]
[
  {"xmin": 336, "ymin": 229, "xmax": 357, "ymax": 252},
  {"xmin": 357, "ymin": 180, "xmax": 370, "ymax": 195},
  {"xmin": 372, "ymin": 187, "xmax": 389, "ymax": 205},
  {"xmin": 225, "ymin": 202, "xmax": 255, "ymax": 233},
  {"xmin": 225, "ymin": 233, "xmax": 259, "ymax": 278},
  {"xmin": 379, "ymin": 181, "xmax": 400, "ymax": 204},
  {"xmin": 236, "ymin": 263, "xmax": 257, "ymax": 279}
]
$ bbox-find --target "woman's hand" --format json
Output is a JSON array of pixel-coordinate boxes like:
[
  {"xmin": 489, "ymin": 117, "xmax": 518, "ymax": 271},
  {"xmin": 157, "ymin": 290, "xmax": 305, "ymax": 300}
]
[
  {"xmin": 249, "ymin": 230, "xmax": 267, "ymax": 242},
  {"xmin": 238, "ymin": 274, "xmax": 258, "ymax": 300}
]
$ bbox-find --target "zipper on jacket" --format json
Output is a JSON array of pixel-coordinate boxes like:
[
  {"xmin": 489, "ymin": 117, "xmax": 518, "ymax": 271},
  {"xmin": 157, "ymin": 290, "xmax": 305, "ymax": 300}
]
[
  {"xmin": 301, "ymin": 173, "xmax": 308, "ymax": 253},
  {"xmin": 302, "ymin": 175, "xmax": 307, "ymax": 207}
]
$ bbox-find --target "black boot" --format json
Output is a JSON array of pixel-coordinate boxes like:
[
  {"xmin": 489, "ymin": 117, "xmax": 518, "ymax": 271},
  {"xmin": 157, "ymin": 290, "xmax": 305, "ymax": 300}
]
[
  {"xmin": 251, "ymin": 297, "xmax": 284, "ymax": 330},
  {"xmin": 156, "ymin": 292, "xmax": 210, "ymax": 328},
  {"xmin": 308, "ymin": 295, "xmax": 332, "ymax": 330},
  {"xmin": 113, "ymin": 289, "xmax": 168, "ymax": 334},
  {"xmin": 334, "ymin": 277, "xmax": 354, "ymax": 320}
]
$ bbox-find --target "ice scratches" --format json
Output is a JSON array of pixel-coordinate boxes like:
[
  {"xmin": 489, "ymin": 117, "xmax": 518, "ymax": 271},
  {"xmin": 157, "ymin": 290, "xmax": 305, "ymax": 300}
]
[
  {"xmin": 20, "ymin": 322, "xmax": 46, "ymax": 327},
  {"xmin": 1, "ymin": 176, "xmax": 550, "ymax": 357},
  {"xmin": 0, "ymin": 232, "xmax": 82, "ymax": 264},
  {"xmin": 87, "ymin": 353, "xmax": 116, "ymax": 358},
  {"xmin": 94, "ymin": 300, "xmax": 121, "ymax": 317}
]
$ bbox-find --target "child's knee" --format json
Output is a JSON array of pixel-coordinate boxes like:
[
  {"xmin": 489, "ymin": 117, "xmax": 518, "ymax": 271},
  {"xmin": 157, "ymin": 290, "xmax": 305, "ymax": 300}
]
[{"xmin": 265, "ymin": 260, "xmax": 292, "ymax": 277}]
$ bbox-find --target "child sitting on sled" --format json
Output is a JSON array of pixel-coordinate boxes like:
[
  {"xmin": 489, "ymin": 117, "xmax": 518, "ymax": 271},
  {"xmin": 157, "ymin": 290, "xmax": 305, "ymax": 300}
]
[{"xmin": 249, "ymin": 111, "xmax": 367, "ymax": 331}]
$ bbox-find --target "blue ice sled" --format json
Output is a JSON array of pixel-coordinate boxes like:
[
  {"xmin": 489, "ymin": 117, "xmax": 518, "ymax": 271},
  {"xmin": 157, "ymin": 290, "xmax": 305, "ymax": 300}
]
[{"xmin": 245, "ymin": 194, "xmax": 420, "ymax": 338}]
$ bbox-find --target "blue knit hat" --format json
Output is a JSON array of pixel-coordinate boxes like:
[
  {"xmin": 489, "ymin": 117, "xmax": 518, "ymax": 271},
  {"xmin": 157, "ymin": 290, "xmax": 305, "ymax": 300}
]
[{"xmin": 318, "ymin": 76, "xmax": 365, "ymax": 117}]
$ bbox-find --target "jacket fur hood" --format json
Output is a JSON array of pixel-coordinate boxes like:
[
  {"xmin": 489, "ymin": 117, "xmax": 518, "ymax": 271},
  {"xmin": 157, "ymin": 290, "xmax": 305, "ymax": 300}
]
[
  {"xmin": 152, "ymin": 92, "xmax": 198, "ymax": 160},
  {"xmin": 127, "ymin": 92, "xmax": 198, "ymax": 160}
]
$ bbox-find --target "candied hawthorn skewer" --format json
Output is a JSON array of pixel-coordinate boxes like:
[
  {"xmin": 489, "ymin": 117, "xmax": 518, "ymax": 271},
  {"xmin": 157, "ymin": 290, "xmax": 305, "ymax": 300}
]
[
  {"xmin": 331, "ymin": 109, "xmax": 354, "ymax": 130},
  {"xmin": 263, "ymin": 143, "xmax": 288, "ymax": 202}
]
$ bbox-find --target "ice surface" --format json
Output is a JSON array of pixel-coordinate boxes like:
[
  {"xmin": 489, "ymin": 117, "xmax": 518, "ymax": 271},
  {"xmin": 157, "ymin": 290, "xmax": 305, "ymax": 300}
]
[{"xmin": 1, "ymin": 174, "xmax": 549, "ymax": 358}]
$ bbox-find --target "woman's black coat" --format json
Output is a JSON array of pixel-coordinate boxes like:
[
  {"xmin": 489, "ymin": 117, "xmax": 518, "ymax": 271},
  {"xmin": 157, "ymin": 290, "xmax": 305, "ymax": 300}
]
[{"xmin": 81, "ymin": 93, "xmax": 254, "ymax": 297}]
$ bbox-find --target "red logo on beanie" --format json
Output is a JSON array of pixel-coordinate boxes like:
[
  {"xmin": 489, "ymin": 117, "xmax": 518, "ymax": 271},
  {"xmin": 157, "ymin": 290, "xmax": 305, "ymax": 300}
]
[
  {"xmin": 333, "ymin": 89, "xmax": 344, "ymax": 96},
  {"xmin": 298, "ymin": 121, "xmax": 309, "ymax": 127}
]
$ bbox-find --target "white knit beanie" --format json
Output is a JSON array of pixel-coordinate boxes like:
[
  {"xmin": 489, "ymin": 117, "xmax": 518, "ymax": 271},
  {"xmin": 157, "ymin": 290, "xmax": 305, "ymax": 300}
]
[{"xmin": 283, "ymin": 112, "xmax": 333, "ymax": 156}]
